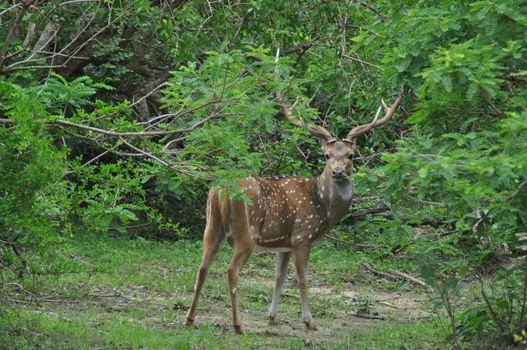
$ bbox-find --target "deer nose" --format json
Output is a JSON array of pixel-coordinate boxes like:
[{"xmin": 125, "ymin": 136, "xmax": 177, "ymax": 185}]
[{"xmin": 332, "ymin": 168, "xmax": 345, "ymax": 178}]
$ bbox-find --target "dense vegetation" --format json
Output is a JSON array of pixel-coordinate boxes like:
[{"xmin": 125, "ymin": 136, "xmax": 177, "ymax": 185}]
[{"xmin": 1, "ymin": 1, "xmax": 526, "ymax": 348}]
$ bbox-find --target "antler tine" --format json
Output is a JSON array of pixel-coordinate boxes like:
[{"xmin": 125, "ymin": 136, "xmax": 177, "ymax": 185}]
[
  {"xmin": 275, "ymin": 90, "xmax": 334, "ymax": 142},
  {"xmin": 345, "ymin": 91, "xmax": 403, "ymax": 141},
  {"xmin": 275, "ymin": 91, "xmax": 304, "ymax": 128}
]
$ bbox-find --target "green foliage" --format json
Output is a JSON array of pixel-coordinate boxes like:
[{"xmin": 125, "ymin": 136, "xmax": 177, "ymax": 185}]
[
  {"xmin": 0, "ymin": 79, "xmax": 70, "ymax": 270},
  {"xmin": 1, "ymin": 0, "xmax": 527, "ymax": 347},
  {"xmin": 368, "ymin": 0, "xmax": 527, "ymax": 345},
  {"xmin": 44, "ymin": 73, "xmax": 113, "ymax": 114},
  {"xmin": 71, "ymin": 161, "xmax": 149, "ymax": 235}
]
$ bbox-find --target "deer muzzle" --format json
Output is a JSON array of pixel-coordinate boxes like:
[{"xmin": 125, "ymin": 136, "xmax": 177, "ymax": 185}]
[{"xmin": 331, "ymin": 168, "xmax": 346, "ymax": 180}]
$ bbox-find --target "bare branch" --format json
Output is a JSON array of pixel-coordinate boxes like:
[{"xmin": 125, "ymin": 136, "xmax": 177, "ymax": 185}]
[
  {"xmin": 118, "ymin": 137, "xmax": 194, "ymax": 176},
  {"xmin": 31, "ymin": 22, "xmax": 60, "ymax": 55},
  {"xmin": 0, "ymin": 1, "xmax": 34, "ymax": 72},
  {"xmin": 142, "ymin": 98, "xmax": 226, "ymax": 129},
  {"xmin": 129, "ymin": 82, "xmax": 168, "ymax": 109},
  {"xmin": 0, "ymin": 3, "xmax": 23, "ymax": 16},
  {"xmin": 342, "ymin": 53, "xmax": 384, "ymax": 71},
  {"xmin": 282, "ymin": 41, "xmax": 315, "ymax": 56},
  {"xmin": 351, "ymin": 313, "xmax": 385, "ymax": 320},
  {"xmin": 362, "ymin": 262, "xmax": 432, "ymax": 292},
  {"xmin": 4, "ymin": 64, "xmax": 65, "ymax": 71},
  {"xmin": 51, "ymin": 119, "xmax": 199, "ymax": 137},
  {"xmin": 0, "ymin": 91, "xmax": 227, "ymax": 138},
  {"xmin": 359, "ymin": 1, "xmax": 386, "ymax": 21}
]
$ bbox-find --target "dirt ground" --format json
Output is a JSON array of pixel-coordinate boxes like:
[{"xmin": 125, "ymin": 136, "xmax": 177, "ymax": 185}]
[
  {"xmin": 5, "ymin": 246, "xmax": 438, "ymax": 349},
  {"xmin": 13, "ymin": 277, "xmax": 432, "ymax": 336},
  {"xmin": 178, "ymin": 279, "xmax": 432, "ymax": 340}
]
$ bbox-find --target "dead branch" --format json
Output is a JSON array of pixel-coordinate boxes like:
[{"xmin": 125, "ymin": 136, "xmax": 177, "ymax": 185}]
[
  {"xmin": 0, "ymin": 239, "xmax": 30, "ymax": 278},
  {"xmin": 391, "ymin": 230, "xmax": 422, "ymax": 255},
  {"xmin": 0, "ymin": 114, "xmax": 218, "ymax": 137},
  {"xmin": 326, "ymin": 234, "xmax": 352, "ymax": 245},
  {"xmin": 22, "ymin": 22, "xmax": 36, "ymax": 47},
  {"xmin": 342, "ymin": 53, "xmax": 384, "ymax": 71},
  {"xmin": 129, "ymin": 81, "xmax": 169, "ymax": 109},
  {"xmin": 282, "ymin": 41, "xmax": 315, "ymax": 56},
  {"xmin": 359, "ymin": 1, "xmax": 386, "ymax": 21},
  {"xmin": 350, "ymin": 312, "xmax": 385, "ymax": 320},
  {"xmin": 349, "ymin": 205, "xmax": 449, "ymax": 228},
  {"xmin": 362, "ymin": 262, "xmax": 432, "ymax": 292},
  {"xmin": 349, "ymin": 205, "xmax": 390, "ymax": 223},
  {"xmin": 377, "ymin": 301, "xmax": 400, "ymax": 309},
  {"xmin": 386, "ymin": 269, "xmax": 430, "ymax": 290},
  {"xmin": 478, "ymin": 276, "xmax": 506, "ymax": 333},
  {"xmin": 118, "ymin": 137, "xmax": 195, "ymax": 176},
  {"xmin": 4, "ymin": 282, "xmax": 40, "ymax": 305},
  {"xmin": 0, "ymin": 0, "xmax": 34, "ymax": 72},
  {"xmin": 4, "ymin": 64, "xmax": 66, "ymax": 71},
  {"xmin": 0, "ymin": 3, "xmax": 23, "ymax": 17},
  {"xmin": 509, "ymin": 180, "xmax": 527, "ymax": 202},
  {"xmin": 31, "ymin": 22, "xmax": 60, "ymax": 55}
]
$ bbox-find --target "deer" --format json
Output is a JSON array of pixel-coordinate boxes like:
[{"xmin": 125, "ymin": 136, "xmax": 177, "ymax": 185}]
[{"xmin": 185, "ymin": 89, "xmax": 403, "ymax": 334}]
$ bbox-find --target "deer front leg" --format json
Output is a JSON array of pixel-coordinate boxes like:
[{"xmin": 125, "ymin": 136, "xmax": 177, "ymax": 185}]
[
  {"xmin": 268, "ymin": 251, "xmax": 291, "ymax": 325},
  {"xmin": 227, "ymin": 244, "xmax": 252, "ymax": 334},
  {"xmin": 294, "ymin": 246, "xmax": 317, "ymax": 331}
]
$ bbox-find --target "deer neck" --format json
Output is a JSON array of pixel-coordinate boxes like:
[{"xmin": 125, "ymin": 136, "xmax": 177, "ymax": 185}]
[{"xmin": 317, "ymin": 169, "xmax": 353, "ymax": 227}]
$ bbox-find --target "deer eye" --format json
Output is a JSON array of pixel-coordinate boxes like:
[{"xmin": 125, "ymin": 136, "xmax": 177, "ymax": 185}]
[
  {"xmin": 348, "ymin": 153, "xmax": 355, "ymax": 160},
  {"xmin": 324, "ymin": 153, "xmax": 330, "ymax": 160}
]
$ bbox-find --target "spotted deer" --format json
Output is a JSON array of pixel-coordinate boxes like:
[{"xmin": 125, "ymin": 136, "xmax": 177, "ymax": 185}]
[{"xmin": 185, "ymin": 90, "xmax": 403, "ymax": 334}]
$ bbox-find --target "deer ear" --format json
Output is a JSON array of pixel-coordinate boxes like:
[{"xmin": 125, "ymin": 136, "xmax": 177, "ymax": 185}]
[
  {"xmin": 322, "ymin": 138, "xmax": 337, "ymax": 147},
  {"xmin": 342, "ymin": 138, "xmax": 356, "ymax": 152}
]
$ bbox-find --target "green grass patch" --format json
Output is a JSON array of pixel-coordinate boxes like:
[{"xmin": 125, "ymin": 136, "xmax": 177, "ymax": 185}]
[{"xmin": 1, "ymin": 234, "xmax": 448, "ymax": 349}]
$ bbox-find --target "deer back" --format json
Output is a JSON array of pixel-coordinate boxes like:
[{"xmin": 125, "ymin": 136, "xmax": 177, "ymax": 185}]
[{"xmin": 213, "ymin": 175, "xmax": 346, "ymax": 252}]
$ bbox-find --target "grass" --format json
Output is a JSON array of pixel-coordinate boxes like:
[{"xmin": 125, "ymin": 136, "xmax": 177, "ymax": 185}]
[{"xmin": 0, "ymin": 234, "xmax": 447, "ymax": 349}]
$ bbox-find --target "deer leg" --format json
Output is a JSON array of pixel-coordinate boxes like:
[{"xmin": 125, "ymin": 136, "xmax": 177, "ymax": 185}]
[
  {"xmin": 268, "ymin": 251, "xmax": 291, "ymax": 324},
  {"xmin": 186, "ymin": 224, "xmax": 224, "ymax": 326},
  {"xmin": 227, "ymin": 244, "xmax": 252, "ymax": 334},
  {"xmin": 294, "ymin": 247, "xmax": 317, "ymax": 331}
]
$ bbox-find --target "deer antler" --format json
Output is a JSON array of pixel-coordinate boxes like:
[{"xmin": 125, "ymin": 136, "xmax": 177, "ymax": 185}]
[
  {"xmin": 275, "ymin": 91, "xmax": 335, "ymax": 143},
  {"xmin": 275, "ymin": 91, "xmax": 303, "ymax": 127},
  {"xmin": 344, "ymin": 90, "xmax": 404, "ymax": 142}
]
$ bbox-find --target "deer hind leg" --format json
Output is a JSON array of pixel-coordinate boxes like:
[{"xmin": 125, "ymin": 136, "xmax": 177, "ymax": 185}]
[
  {"xmin": 186, "ymin": 197, "xmax": 224, "ymax": 326},
  {"xmin": 268, "ymin": 252, "xmax": 291, "ymax": 324},
  {"xmin": 294, "ymin": 247, "xmax": 317, "ymax": 331},
  {"xmin": 227, "ymin": 241, "xmax": 252, "ymax": 334}
]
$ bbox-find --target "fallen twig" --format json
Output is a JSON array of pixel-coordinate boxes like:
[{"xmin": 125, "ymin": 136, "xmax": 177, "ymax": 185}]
[
  {"xmin": 362, "ymin": 262, "xmax": 433, "ymax": 292},
  {"xmin": 387, "ymin": 269, "xmax": 431, "ymax": 291},
  {"xmin": 377, "ymin": 301, "xmax": 400, "ymax": 309},
  {"xmin": 350, "ymin": 312, "xmax": 385, "ymax": 320},
  {"xmin": 326, "ymin": 234, "xmax": 352, "ymax": 245}
]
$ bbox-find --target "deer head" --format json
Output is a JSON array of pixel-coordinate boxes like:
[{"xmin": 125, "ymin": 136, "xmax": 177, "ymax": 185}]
[{"xmin": 276, "ymin": 90, "xmax": 403, "ymax": 183}]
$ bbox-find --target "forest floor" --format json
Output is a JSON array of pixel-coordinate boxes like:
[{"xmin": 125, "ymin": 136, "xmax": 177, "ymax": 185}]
[{"xmin": 1, "ymin": 235, "xmax": 447, "ymax": 349}]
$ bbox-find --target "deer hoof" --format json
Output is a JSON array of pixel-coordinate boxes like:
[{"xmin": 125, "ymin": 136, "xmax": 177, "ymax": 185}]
[
  {"xmin": 185, "ymin": 317, "xmax": 194, "ymax": 326},
  {"xmin": 234, "ymin": 325, "xmax": 245, "ymax": 335},
  {"xmin": 304, "ymin": 319, "xmax": 317, "ymax": 331}
]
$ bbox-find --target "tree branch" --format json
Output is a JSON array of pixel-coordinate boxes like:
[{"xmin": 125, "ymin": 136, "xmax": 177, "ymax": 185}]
[
  {"xmin": 0, "ymin": 0, "xmax": 34, "ymax": 72},
  {"xmin": 0, "ymin": 113, "xmax": 220, "ymax": 137}
]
